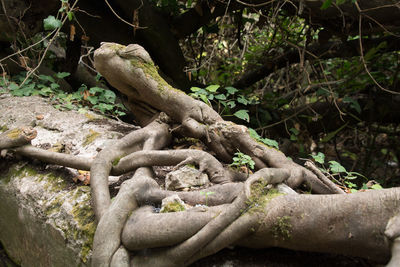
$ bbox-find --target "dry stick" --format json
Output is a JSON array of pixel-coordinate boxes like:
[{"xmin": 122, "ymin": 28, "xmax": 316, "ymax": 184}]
[
  {"xmin": 304, "ymin": 161, "xmax": 345, "ymax": 194},
  {"xmin": 355, "ymin": 2, "xmax": 400, "ymax": 95},
  {"xmin": 18, "ymin": 0, "xmax": 80, "ymax": 87}
]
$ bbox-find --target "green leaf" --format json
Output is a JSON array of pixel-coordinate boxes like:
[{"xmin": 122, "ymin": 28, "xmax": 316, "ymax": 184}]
[
  {"xmin": 248, "ymin": 128, "xmax": 261, "ymax": 140},
  {"xmin": 361, "ymin": 183, "xmax": 368, "ymax": 190},
  {"xmin": 199, "ymin": 94, "xmax": 210, "ymax": 105},
  {"xmin": 311, "ymin": 152, "xmax": 325, "ymax": 164},
  {"xmin": 39, "ymin": 75, "xmax": 55, "ymax": 83},
  {"xmin": 233, "ymin": 110, "xmax": 250, "ymax": 122},
  {"xmin": 371, "ymin": 184, "xmax": 383, "ymax": 190},
  {"xmin": 321, "ymin": 0, "xmax": 332, "ymax": 10},
  {"xmin": 343, "ymin": 96, "xmax": 361, "ymax": 114},
  {"xmin": 39, "ymin": 87, "xmax": 53, "ymax": 96},
  {"xmin": 205, "ymin": 84, "xmax": 220, "ymax": 92},
  {"xmin": 89, "ymin": 87, "xmax": 104, "ymax": 94},
  {"xmin": 67, "ymin": 11, "xmax": 74, "ymax": 21},
  {"xmin": 55, "ymin": 72, "xmax": 70, "ymax": 79},
  {"xmin": 50, "ymin": 83, "xmax": 60, "ymax": 90},
  {"xmin": 227, "ymin": 101, "xmax": 236, "ymax": 108},
  {"xmin": 225, "ymin": 86, "xmax": 238, "ymax": 95},
  {"xmin": 215, "ymin": 94, "xmax": 226, "ymax": 100},
  {"xmin": 43, "ymin": 15, "xmax": 62, "ymax": 31},
  {"xmin": 336, "ymin": 0, "xmax": 346, "ymax": 5},
  {"xmin": 190, "ymin": 86, "xmax": 202, "ymax": 92},
  {"xmin": 289, "ymin": 128, "xmax": 299, "ymax": 135},
  {"xmin": 237, "ymin": 96, "xmax": 248, "ymax": 105},
  {"xmin": 95, "ymin": 73, "xmax": 102, "ymax": 81},
  {"xmin": 87, "ymin": 96, "xmax": 98, "ymax": 105},
  {"xmin": 329, "ymin": 161, "xmax": 346, "ymax": 173},
  {"xmin": 321, "ymin": 123, "xmax": 348, "ymax": 142},
  {"xmin": 96, "ymin": 103, "xmax": 114, "ymax": 111},
  {"xmin": 103, "ymin": 90, "xmax": 116, "ymax": 102},
  {"xmin": 261, "ymin": 138, "xmax": 279, "ymax": 149},
  {"xmin": 8, "ymin": 83, "xmax": 19, "ymax": 91}
]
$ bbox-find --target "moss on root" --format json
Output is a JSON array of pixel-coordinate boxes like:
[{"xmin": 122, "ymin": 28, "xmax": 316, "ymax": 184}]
[
  {"xmin": 161, "ymin": 202, "xmax": 186, "ymax": 213},
  {"xmin": 271, "ymin": 216, "xmax": 292, "ymax": 240},
  {"xmin": 246, "ymin": 183, "xmax": 284, "ymax": 213},
  {"xmin": 6, "ymin": 128, "xmax": 23, "ymax": 139},
  {"xmin": 0, "ymin": 125, "xmax": 9, "ymax": 132},
  {"xmin": 129, "ymin": 58, "xmax": 185, "ymax": 97}
]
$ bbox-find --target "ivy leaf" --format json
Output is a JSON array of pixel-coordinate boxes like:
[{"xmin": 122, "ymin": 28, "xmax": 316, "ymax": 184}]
[
  {"xmin": 55, "ymin": 72, "xmax": 70, "ymax": 79},
  {"xmin": 39, "ymin": 74, "xmax": 55, "ymax": 83},
  {"xmin": 225, "ymin": 86, "xmax": 238, "ymax": 95},
  {"xmin": 215, "ymin": 94, "xmax": 226, "ymax": 100},
  {"xmin": 8, "ymin": 83, "xmax": 19, "ymax": 91},
  {"xmin": 233, "ymin": 109, "xmax": 250, "ymax": 122},
  {"xmin": 43, "ymin": 15, "xmax": 62, "ymax": 31},
  {"xmin": 371, "ymin": 184, "xmax": 383, "ymax": 190},
  {"xmin": 343, "ymin": 96, "xmax": 361, "ymax": 114},
  {"xmin": 311, "ymin": 152, "xmax": 325, "ymax": 164},
  {"xmin": 321, "ymin": 123, "xmax": 348, "ymax": 142},
  {"xmin": 205, "ymin": 84, "xmax": 220, "ymax": 92},
  {"xmin": 329, "ymin": 161, "xmax": 346, "ymax": 173},
  {"xmin": 67, "ymin": 11, "xmax": 74, "ymax": 21},
  {"xmin": 237, "ymin": 96, "xmax": 248, "ymax": 105},
  {"xmin": 227, "ymin": 101, "xmax": 236, "ymax": 108},
  {"xmin": 199, "ymin": 94, "xmax": 210, "ymax": 105},
  {"xmin": 261, "ymin": 138, "xmax": 279, "ymax": 149},
  {"xmin": 321, "ymin": 0, "xmax": 332, "ymax": 10},
  {"xmin": 190, "ymin": 87, "xmax": 202, "ymax": 92}
]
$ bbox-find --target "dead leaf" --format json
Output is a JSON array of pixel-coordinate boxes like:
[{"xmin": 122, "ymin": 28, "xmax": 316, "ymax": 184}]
[
  {"xmin": 36, "ymin": 114, "xmax": 44, "ymax": 120},
  {"xmin": 69, "ymin": 24, "xmax": 76, "ymax": 41}
]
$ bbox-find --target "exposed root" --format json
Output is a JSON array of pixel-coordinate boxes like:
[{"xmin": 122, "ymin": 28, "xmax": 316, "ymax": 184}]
[{"xmin": 0, "ymin": 126, "xmax": 37, "ymax": 149}]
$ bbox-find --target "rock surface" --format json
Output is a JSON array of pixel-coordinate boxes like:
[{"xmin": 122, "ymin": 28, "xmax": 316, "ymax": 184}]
[
  {"xmin": 0, "ymin": 95, "xmax": 136, "ymax": 266},
  {"xmin": 165, "ymin": 166, "xmax": 210, "ymax": 190}
]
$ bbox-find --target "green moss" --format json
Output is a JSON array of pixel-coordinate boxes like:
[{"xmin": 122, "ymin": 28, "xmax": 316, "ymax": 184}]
[
  {"xmin": 271, "ymin": 216, "xmax": 292, "ymax": 240},
  {"xmin": 42, "ymin": 173, "xmax": 68, "ymax": 192},
  {"xmin": 45, "ymin": 194, "xmax": 65, "ymax": 216},
  {"xmin": 70, "ymin": 189, "xmax": 96, "ymax": 263},
  {"xmin": 129, "ymin": 58, "xmax": 185, "ymax": 96},
  {"xmin": 112, "ymin": 156, "xmax": 122, "ymax": 166},
  {"xmin": 161, "ymin": 202, "xmax": 186, "ymax": 213},
  {"xmin": 109, "ymin": 43, "xmax": 126, "ymax": 51},
  {"xmin": 1, "ymin": 165, "xmax": 38, "ymax": 184},
  {"xmin": 246, "ymin": 183, "xmax": 284, "ymax": 213},
  {"xmin": 83, "ymin": 129, "xmax": 100, "ymax": 146},
  {"xmin": 6, "ymin": 128, "xmax": 22, "ymax": 139},
  {"xmin": 0, "ymin": 125, "xmax": 8, "ymax": 132}
]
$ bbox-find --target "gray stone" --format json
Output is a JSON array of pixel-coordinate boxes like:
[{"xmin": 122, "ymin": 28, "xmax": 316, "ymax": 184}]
[
  {"xmin": 0, "ymin": 95, "xmax": 137, "ymax": 266},
  {"xmin": 165, "ymin": 166, "xmax": 210, "ymax": 190}
]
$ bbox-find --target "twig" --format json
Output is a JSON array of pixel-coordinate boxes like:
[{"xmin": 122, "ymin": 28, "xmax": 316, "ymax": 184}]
[
  {"xmin": 355, "ymin": 2, "xmax": 400, "ymax": 95},
  {"xmin": 304, "ymin": 161, "xmax": 345, "ymax": 194}
]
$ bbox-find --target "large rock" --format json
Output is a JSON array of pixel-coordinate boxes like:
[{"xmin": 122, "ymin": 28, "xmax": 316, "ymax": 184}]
[{"xmin": 0, "ymin": 95, "xmax": 137, "ymax": 266}]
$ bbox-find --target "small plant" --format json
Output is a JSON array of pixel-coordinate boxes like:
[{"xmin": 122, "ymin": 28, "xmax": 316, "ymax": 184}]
[
  {"xmin": 248, "ymin": 128, "xmax": 279, "ymax": 149},
  {"xmin": 230, "ymin": 151, "xmax": 255, "ymax": 171},
  {"xmin": 189, "ymin": 85, "xmax": 259, "ymax": 123},
  {"xmin": 4, "ymin": 71, "xmax": 127, "ymax": 118},
  {"xmin": 310, "ymin": 152, "xmax": 382, "ymax": 193}
]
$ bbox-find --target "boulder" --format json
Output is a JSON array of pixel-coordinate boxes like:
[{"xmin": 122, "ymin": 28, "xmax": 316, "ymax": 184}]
[
  {"xmin": 165, "ymin": 165, "xmax": 210, "ymax": 191},
  {"xmin": 0, "ymin": 95, "xmax": 136, "ymax": 266}
]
